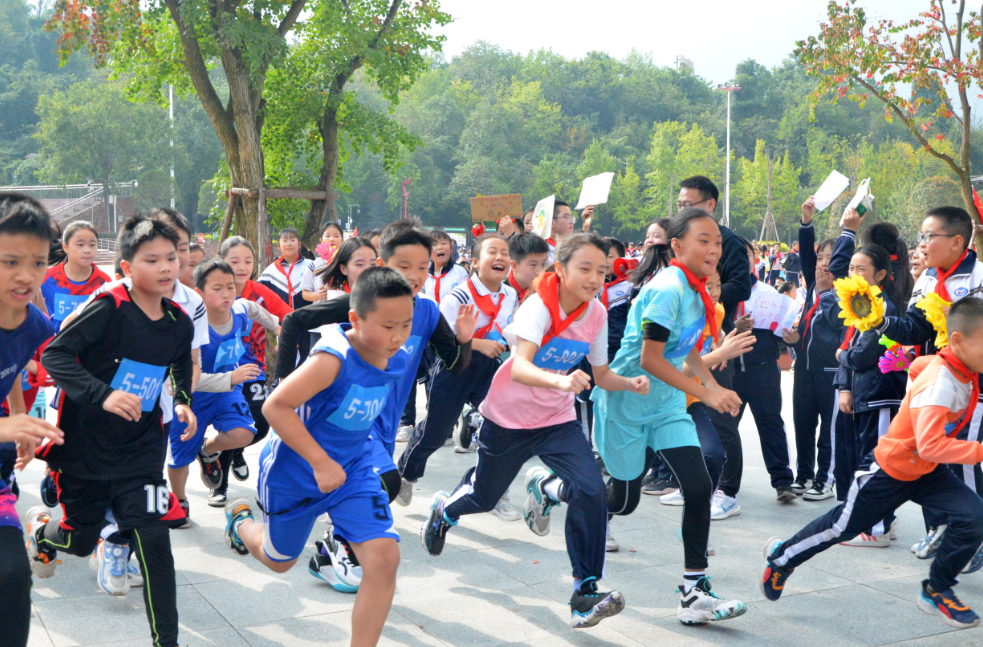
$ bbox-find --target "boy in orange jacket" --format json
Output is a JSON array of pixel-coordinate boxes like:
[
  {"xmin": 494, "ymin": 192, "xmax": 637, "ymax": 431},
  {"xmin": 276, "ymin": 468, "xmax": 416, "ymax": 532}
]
[{"xmin": 760, "ymin": 298, "xmax": 983, "ymax": 630}]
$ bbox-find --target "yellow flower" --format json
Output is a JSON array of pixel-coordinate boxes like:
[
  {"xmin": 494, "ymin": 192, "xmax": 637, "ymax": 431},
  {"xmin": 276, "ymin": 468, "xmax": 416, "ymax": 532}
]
[
  {"xmin": 916, "ymin": 292, "xmax": 950, "ymax": 348},
  {"xmin": 834, "ymin": 274, "xmax": 885, "ymax": 332}
]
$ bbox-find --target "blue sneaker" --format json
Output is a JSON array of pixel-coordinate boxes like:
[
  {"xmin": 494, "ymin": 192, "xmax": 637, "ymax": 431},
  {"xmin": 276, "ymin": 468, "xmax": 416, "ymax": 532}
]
[
  {"xmin": 420, "ymin": 492, "xmax": 456, "ymax": 556},
  {"xmin": 964, "ymin": 544, "xmax": 983, "ymax": 575},
  {"xmin": 761, "ymin": 536, "xmax": 793, "ymax": 601},
  {"xmin": 569, "ymin": 577, "xmax": 625, "ymax": 628},
  {"xmin": 97, "ymin": 538, "xmax": 130, "ymax": 596},
  {"xmin": 916, "ymin": 580, "xmax": 980, "ymax": 629},
  {"xmin": 224, "ymin": 497, "xmax": 253, "ymax": 556},
  {"xmin": 912, "ymin": 525, "xmax": 946, "ymax": 559}
]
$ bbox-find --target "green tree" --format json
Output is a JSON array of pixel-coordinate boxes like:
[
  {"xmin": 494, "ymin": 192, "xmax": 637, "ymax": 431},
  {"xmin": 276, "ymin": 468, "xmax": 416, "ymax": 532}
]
[
  {"xmin": 643, "ymin": 121, "xmax": 687, "ymax": 219},
  {"xmin": 610, "ymin": 157, "xmax": 644, "ymax": 234},
  {"xmin": 734, "ymin": 140, "xmax": 802, "ymax": 237}
]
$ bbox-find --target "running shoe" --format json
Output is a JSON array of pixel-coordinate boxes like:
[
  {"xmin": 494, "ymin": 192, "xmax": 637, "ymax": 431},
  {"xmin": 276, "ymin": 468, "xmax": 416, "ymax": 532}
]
[
  {"xmin": 176, "ymin": 499, "xmax": 191, "ymax": 529},
  {"xmin": 91, "ymin": 549, "xmax": 144, "ymax": 588},
  {"xmin": 677, "ymin": 576, "xmax": 747, "ymax": 624},
  {"xmin": 710, "ymin": 491, "xmax": 741, "ymax": 520},
  {"xmin": 963, "ymin": 543, "xmax": 983, "ymax": 575},
  {"xmin": 198, "ymin": 449, "xmax": 223, "ymax": 490},
  {"xmin": 395, "ymin": 425, "xmax": 413, "ymax": 443},
  {"xmin": 803, "ymin": 481, "xmax": 834, "ymax": 501},
  {"xmin": 224, "ymin": 497, "xmax": 253, "ymax": 556},
  {"xmin": 232, "ymin": 451, "xmax": 249, "ymax": 481},
  {"xmin": 489, "ymin": 493, "xmax": 520, "ymax": 521},
  {"xmin": 40, "ymin": 472, "xmax": 57, "ymax": 508},
  {"xmin": 208, "ymin": 488, "xmax": 228, "ymax": 507},
  {"xmin": 454, "ymin": 407, "xmax": 480, "ymax": 451},
  {"xmin": 96, "ymin": 538, "xmax": 130, "ymax": 596},
  {"xmin": 760, "ymin": 536, "xmax": 792, "ymax": 602},
  {"xmin": 523, "ymin": 467, "xmax": 560, "ymax": 537},
  {"xmin": 25, "ymin": 506, "xmax": 56, "ymax": 578},
  {"xmin": 841, "ymin": 532, "xmax": 889, "ymax": 547},
  {"xmin": 395, "ymin": 478, "xmax": 414, "ymax": 507},
  {"xmin": 660, "ymin": 489, "xmax": 684, "ymax": 506},
  {"xmin": 790, "ymin": 477, "xmax": 812, "ymax": 496},
  {"xmin": 913, "ymin": 525, "xmax": 947, "ymax": 559},
  {"xmin": 776, "ymin": 485, "xmax": 797, "ymax": 502},
  {"xmin": 420, "ymin": 492, "xmax": 456, "ymax": 556},
  {"xmin": 569, "ymin": 577, "xmax": 625, "ymax": 629},
  {"xmin": 308, "ymin": 532, "xmax": 362, "ymax": 593},
  {"xmin": 641, "ymin": 473, "xmax": 676, "ymax": 496},
  {"xmin": 916, "ymin": 580, "xmax": 980, "ymax": 629},
  {"xmin": 606, "ymin": 526, "xmax": 619, "ymax": 553}
]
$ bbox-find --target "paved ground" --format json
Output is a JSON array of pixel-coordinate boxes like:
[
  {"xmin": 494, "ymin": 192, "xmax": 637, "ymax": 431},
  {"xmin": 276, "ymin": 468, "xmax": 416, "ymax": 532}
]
[{"xmin": 16, "ymin": 372, "xmax": 983, "ymax": 646}]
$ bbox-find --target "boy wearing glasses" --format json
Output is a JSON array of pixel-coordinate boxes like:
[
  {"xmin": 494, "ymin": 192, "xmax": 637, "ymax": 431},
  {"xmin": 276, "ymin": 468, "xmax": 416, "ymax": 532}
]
[
  {"xmin": 874, "ymin": 206, "xmax": 983, "ymax": 564},
  {"xmin": 546, "ymin": 201, "xmax": 594, "ymax": 263}
]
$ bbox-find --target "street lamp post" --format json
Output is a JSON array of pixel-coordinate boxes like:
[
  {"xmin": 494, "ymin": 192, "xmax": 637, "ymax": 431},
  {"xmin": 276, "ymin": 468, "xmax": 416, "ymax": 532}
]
[
  {"xmin": 347, "ymin": 204, "xmax": 360, "ymax": 231},
  {"xmin": 716, "ymin": 82, "xmax": 740, "ymax": 228}
]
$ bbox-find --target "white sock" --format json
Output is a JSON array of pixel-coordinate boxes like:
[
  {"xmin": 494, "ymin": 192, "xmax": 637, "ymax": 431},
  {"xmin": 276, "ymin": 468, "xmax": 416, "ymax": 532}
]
[
  {"xmin": 543, "ymin": 477, "xmax": 564, "ymax": 503},
  {"xmin": 683, "ymin": 571, "xmax": 706, "ymax": 594}
]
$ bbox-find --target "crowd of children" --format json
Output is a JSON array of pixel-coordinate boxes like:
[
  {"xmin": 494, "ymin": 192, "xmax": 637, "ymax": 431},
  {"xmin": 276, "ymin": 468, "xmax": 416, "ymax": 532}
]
[{"xmin": 6, "ymin": 171, "xmax": 983, "ymax": 646}]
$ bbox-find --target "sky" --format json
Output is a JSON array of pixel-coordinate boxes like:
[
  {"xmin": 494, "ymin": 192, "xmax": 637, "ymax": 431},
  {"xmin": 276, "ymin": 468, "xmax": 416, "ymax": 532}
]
[{"xmin": 435, "ymin": 0, "xmax": 937, "ymax": 85}]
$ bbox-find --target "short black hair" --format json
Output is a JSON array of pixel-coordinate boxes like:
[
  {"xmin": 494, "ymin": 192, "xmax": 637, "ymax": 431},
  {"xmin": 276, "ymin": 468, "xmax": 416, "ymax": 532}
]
[
  {"xmin": 350, "ymin": 266, "xmax": 413, "ymax": 318},
  {"xmin": 0, "ymin": 193, "xmax": 53, "ymax": 241},
  {"xmin": 471, "ymin": 233, "xmax": 509, "ymax": 262},
  {"xmin": 189, "ymin": 243, "xmax": 204, "ymax": 255},
  {"xmin": 146, "ymin": 207, "xmax": 191, "ymax": 239},
  {"xmin": 606, "ymin": 237, "xmax": 626, "ymax": 258},
  {"xmin": 379, "ymin": 218, "xmax": 432, "ymax": 261},
  {"xmin": 509, "ymin": 232, "xmax": 549, "ymax": 263},
  {"xmin": 113, "ymin": 255, "xmax": 124, "ymax": 277},
  {"xmin": 193, "ymin": 257, "xmax": 234, "ymax": 290},
  {"xmin": 777, "ymin": 281, "xmax": 796, "ymax": 296},
  {"xmin": 926, "ymin": 206, "xmax": 974, "ymax": 251},
  {"xmin": 552, "ymin": 200, "xmax": 570, "ymax": 220},
  {"xmin": 679, "ymin": 176, "xmax": 719, "ymax": 205},
  {"xmin": 430, "ymin": 228, "xmax": 452, "ymax": 244},
  {"xmin": 278, "ymin": 227, "xmax": 300, "ymax": 242},
  {"xmin": 118, "ymin": 214, "xmax": 181, "ymax": 262},
  {"xmin": 948, "ymin": 297, "xmax": 983, "ymax": 337}
]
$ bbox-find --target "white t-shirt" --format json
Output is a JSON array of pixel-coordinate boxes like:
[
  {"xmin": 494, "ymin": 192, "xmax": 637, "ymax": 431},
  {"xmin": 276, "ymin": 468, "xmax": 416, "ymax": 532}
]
[
  {"xmin": 439, "ymin": 276, "xmax": 518, "ymax": 340},
  {"xmin": 299, "ymin": 257, "xmax": 329, "ymax": 295}
]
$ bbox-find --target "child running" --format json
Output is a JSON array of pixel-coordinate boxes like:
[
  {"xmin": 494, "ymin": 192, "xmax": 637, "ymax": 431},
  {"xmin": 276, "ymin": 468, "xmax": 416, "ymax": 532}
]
[
  {"xmin": 0, "ymin": 193, "xmax": 62, "ymax": 647},
  {"xmin": 32, "ymin": 214, "xmax": 196, "ymax": 647},
  {"xmin": 225, "ymin": 267, "xmax": 412, "ymax": 647},
  {"xmin": 504, "ymin": 232, "xmax": 550, "ymax": 302},
  {"xmin": 39, "ymin": 220, "xmax": 111, "ymax": 332},
  {"xmin": 422, "ymin": 232, "xmax": 648, "ymax": 629},
  {"xmin": 166, "ymin": 258, "xmax": 280, "ymax": 513},
  {"xmin": 422, "ymin": 229, "xmax": 469, "ymax": 304},
  {"xmin": 763, "ymin": 298, "xmax": 983, "ymax": 630},
  {"xmin": 591, "ymin": 208, "xmax": 747, "ymax": 624},
  {"xmin": 301, "ymin": 222, "xmax": 346, "ymax": 303}
]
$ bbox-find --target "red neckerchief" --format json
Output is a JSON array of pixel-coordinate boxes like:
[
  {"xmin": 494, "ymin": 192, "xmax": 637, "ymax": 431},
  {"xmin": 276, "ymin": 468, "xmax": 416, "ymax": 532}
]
[
  {"xmin": 343, "ymin": 282, "xmax": 351, "ymax": 294},
  {"xmin": 535, "ymin": 272, "xmax": 589, "ymax": 345},
  {"xmin": 546, "ymin": 238, "xmax": 557, "ymax": 248},
  {"xmin": 431, "ymin": 263, "xmax": 451, "ymax": 303},
  {"xmin": 600, "ymin": 278, "xmax": 625, "ymax": 309},
  {"xmin": 467, "ymin": 278, "xmax": 505, "ymax": 339},
  {"xmin": 839, "ymin": 326, "xmax": 856, "ymax": 351},
  {"xmin": 669, "ymin": 259, "xmax": 718, "ymax": 342},
  {"xmin": 273, "ymin": 255, "xmax": 300, "ymax": 299},
  {"xmin": 935, "ymin": 249, "xmax": 969, "ymax": 301},
  {"xmin": 939, "ymin": 346, "xmax": 979, "ymax": 437},
  {"xmin": 801, "ymin": 286, "xmax": 822, "ymax": 342},
  {"xmin": 508, "ymin": 268, "xmax": 531, "ymax": 302}
]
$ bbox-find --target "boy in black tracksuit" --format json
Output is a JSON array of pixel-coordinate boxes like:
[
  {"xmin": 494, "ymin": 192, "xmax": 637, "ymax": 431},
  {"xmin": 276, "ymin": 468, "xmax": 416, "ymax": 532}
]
[
  {"xmin": 789, "ymin": 201, "xmax": 841, "ymax": 499},
  {"xmin": 783, "ymin": 244, "xmax": 801, "ymax": 286},
  {"xmin": 31, "ymin": 215, "xmax": 194, "ymax": 647}
]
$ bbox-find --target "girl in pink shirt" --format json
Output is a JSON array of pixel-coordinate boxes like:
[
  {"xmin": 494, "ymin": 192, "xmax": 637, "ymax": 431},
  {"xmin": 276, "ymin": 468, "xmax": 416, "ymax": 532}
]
[{"xmin": 420, "ymin": 232, "xmax": 648, "ymax": 630}]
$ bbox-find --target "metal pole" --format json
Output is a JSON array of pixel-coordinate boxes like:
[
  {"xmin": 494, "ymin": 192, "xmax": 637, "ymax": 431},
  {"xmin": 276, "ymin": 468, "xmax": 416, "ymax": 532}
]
[
  {"xmin": 169, "ymin": 84, "xmax": 175, "ymax": 209},
  {"xmin": 725, "ymin": 90, "xmax": 731, "ymax": 228}
]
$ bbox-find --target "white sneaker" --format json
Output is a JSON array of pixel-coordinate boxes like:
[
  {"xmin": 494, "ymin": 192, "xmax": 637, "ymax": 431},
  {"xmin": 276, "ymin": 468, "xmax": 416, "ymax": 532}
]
[
  {"xmin": 25, "ymin": 506, "xmax": 55, "ymax": 578},
  {"xmin": 395, "ymin": 478, "xmax": 414, "ymax": 507},
  {"xmin": 489, "ymin": 493, "xmax": 521, "ymax": 521},
  {"xmin": 710, "ymin": 491, "xmax": 741, "ymax": 520},
  {"xmin": 660, "ymin": 489, "xmax": 685, "ymax": 506},
  {"xmin": 606, "ymin": 526, "xmax": 620, "ymax": 552},
  {"xmin": 523, "ymin": 467, "xmax": 559, "ymax": 536},
  {"xmin": 887, "ymin": 518, "xmax": 899, "ymax": 540},
  {"xmin": 840, "ymin": 532, "xmax": 889, "ymax": 548},
  {"xmin": 395, "ymin": 425, "xmax": 413, "ymax": 443},
  {"xmin": 676, "ymin": 577, "xmax": 747, "ymax": 624},
  {"xmin": 96, "ymin": 538, "xmax": 131, "ymax": 596},
  {"xmin": 912, "ymin": 525, "xmax": 947, "ymax": 559},
  {"xmin": 802, "ymin": 482, "xmax": 834, "ymax": 500}
]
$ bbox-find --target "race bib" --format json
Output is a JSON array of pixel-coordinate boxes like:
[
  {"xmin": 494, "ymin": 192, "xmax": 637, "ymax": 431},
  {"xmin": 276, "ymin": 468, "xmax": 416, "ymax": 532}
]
[
  {"xmin": 666, "ymin": 322, "xmax": 704, "ymax": 359},
  {"xmin": 110, "ymin": 359, "xmax": 167, "ymax": 412},
  {"xmin": 402, "ymin": 335, "xmax": 422, "ymax": 358},
  {"xmin": 326, "ymin": 384, "xmax": 389, "ymax": 431},
  {"xmin": 20, "ymin": 370, "xmax": 30, "ymax": 391},
  {"xmin": 533, "ymin": 337, "xmax": 590, "ymax": 371},
  {"xmin": 486, "ymin": 328, "xmax": 507, "ymax": 345},
  {"xmin": 213, "ymin": 336, "xmax": 245, "ymax": 372},
  {"xmin": 53, "ymin": 293, "xmax": 88, "ymax": 320}
]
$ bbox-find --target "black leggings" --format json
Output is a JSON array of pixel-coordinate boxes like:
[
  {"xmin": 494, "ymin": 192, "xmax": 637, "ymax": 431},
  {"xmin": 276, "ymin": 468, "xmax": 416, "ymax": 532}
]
[
  {"xmin": 608, "ymin": 445, "xmax": 711, "ymax": 570},
  {"xmin": 0, "ymin": 525, "xmax": 31, "ymax": 647},
  {"xmin": 217, "ymin": 386, "xmax": 271, "ymax": 491}
]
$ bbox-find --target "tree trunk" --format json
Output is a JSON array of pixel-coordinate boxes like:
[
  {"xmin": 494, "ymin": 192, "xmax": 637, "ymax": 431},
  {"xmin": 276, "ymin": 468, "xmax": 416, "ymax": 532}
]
[
  {"xmin": 301, "ymin": 114, "xmax": 340, "ymax": 248},
  {"xmin": 955, "ymin": 170, "xmax": 983, "ymax": 252}
]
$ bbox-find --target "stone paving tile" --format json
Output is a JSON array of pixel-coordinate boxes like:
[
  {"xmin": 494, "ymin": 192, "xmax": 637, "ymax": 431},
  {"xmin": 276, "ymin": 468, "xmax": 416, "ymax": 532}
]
[{"xmin": 240, "ymin": 610, "xmax": 448, "ymax": 647}]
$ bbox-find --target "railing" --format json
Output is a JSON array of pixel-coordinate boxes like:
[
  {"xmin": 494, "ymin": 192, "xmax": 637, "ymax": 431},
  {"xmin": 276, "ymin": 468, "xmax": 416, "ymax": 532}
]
[{"xmin": 49, "ymin": 187, "xmax": 104, "ymax": 219}]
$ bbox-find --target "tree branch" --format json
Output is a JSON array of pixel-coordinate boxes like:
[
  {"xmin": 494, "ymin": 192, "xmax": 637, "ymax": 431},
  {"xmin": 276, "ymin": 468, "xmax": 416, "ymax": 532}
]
[{"xmin": 277, "ymin": 0, "xmax": 306, "ymax": 38}]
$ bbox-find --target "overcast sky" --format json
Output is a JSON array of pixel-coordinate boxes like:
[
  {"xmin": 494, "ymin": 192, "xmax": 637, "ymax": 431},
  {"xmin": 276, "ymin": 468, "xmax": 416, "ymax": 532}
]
[{"xmin": 435, "ymin": 0, "xmax": 937, "ymax": 84}]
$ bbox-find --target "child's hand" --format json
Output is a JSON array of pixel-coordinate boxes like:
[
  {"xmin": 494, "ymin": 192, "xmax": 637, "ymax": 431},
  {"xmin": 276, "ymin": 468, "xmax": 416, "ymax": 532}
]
[
  {"xmin": 801, "ymin": 196, "xmax": 815, "ymax": 224},
  {"xmin": 558, "ymin": 369, "xmax": 591, "ymax": 394},
  {"xmin": 456, "ymin": 304, "xmax": 479, "ymax": 343},
  {"xmin": 703, "ymin": 386, "xmax": 742, "ymax": 416},
  {"xmin": 815, "ymin": 266, "xmax": 834, "ymax": 293},
  {"xmin": 0, "ymin": 413, "xmax": 63, "ymax": 447},
  {"xmin": 231, "ymin": 364, "xmax": 263, "ymax": 385},
  {"xmin": 781, "ymin": 328, "xmax": 800, "ymax": 345},
  {"xmin": 835, "ymin": 348, "xmax": 843, "ymax": 362},
  {"xmin": 839, "ymin": 390, "xmax": 854, "ymax": 414},
  {"xmin": 318, "ymin": 286, "xmax": 329, "ymax": 301},
  {"xmin": 103, "ymin": 390, "xmax": 143, "ymax": 422},
  {"xmin": 581, "ymin": 205, "xmax": 594, "ymax": 230},
  {"xmin": 842, "ymin": 207, "xmax": 863, "ymax": 232},
  {"xmin": 175, "ymin": 404, "xmax": 197, "ymax": 440},
  {"xmin": 628, "ymin": 375, "xmax": 649, "ymax": 396},
  {"xmin": 313, "ymin": 457, "xmax": 346, "ymax": 493},
  {"xmin": 473, "ymin": 338, "xmax": 507, "ymax": 358},
  {"xmin": 735, "ymin": 314, "xmax": 754, "ymax": 334},
  {"xmin": 720, "ymin": 329, "xmax": 755, "ymax": 360}
]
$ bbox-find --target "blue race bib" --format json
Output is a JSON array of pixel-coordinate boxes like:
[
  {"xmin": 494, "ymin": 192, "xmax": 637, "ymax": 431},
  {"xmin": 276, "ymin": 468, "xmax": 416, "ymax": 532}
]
[
  {"xmin": 666, "ymin": 322, "xmax": 704, "ymax": 359},
  {"xmin": 20, "ymin": 370, "xmax": 30, "ymax": 391},
  {"xmin": 53, "ymin": 293, "xmax": 88, "ymax": 320},
  {"xmin": 110, "ymin": 359, "xmax": 167, "ymax": 412},
  {"xmin": 213, "ymin": 336, "xmax": 245, "ymax": 372},
  {"xmin": 533, "ymin": 337, "xmax": 590, "ymax": 371},
  {"xmin": 402, "ymin": 335, "xmax": 422, "ymax": 358},
  {"xmin": 486, "ymin": 328, "xmax": 507, "ymax": 345},
  {"xmin": 326, "ymin": 384, "xmax": 389, "ymax": 431}
]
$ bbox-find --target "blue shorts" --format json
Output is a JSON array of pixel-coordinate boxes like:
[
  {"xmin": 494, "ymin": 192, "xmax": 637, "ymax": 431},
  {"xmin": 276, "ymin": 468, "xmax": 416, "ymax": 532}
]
[
  {"xmin": 367, "ymin": 434, "xmax": 397, "ymax": 475},
  {"xmin": 593, "ymin": 409, "xmax": 699, "ymax": 482},
  {"xmin": 167, "ymin": 391, "xmax": 255, "ymax": 468},
  {"xmin": 257, "ymin": 459, "xmax": 398, "ymax": 563}
]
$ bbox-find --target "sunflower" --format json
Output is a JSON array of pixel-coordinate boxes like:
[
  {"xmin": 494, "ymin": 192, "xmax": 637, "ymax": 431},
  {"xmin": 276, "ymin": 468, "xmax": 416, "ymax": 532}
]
[
  {"xmin": 834, "ymin": 274, "xmax": 885, "ymax": 332},
  {"xmin": 916, "ymin": 292, "xmax": 950, "ymax": 348}
]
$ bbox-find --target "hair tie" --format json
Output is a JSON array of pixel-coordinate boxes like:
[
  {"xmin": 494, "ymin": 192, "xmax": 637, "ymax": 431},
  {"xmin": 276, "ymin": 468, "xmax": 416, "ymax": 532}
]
[{"xmin": 889, "ymin": 254, "xmax": 898, "ymax": 261}]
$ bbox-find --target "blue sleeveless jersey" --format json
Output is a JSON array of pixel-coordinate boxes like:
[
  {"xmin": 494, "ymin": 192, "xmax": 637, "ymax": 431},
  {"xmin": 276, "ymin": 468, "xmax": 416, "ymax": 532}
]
[
  {"xmin": 262, "ymin": 324, "xmax": 409, "ymax": 496},
  {"xmin": 0, "ymin": 304, "xmax": 53, "ymax": 406}
]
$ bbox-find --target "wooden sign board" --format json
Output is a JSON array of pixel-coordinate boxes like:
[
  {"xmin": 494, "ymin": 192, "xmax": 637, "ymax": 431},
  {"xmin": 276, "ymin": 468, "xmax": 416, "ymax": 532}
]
[{"xmin": 470, "ymin": 194, "xmax": 523, "ymax": 223}]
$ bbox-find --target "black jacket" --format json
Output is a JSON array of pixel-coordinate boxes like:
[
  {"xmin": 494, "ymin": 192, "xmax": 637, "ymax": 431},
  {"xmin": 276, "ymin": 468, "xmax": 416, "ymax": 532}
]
[
  {"xmin": 718, "ymin": 225, "xmax": 752, "ymax": 334},
  {"xmin": 836, "ymin": 298, "xmax": 906, "ymax": 412},
  {"xmin": 794, "ymin": 223, "xmax": 843, "ymax": 372},
  {"xmin": 783, "ymin": 251, "xmax": 801, "ymax": 273}
]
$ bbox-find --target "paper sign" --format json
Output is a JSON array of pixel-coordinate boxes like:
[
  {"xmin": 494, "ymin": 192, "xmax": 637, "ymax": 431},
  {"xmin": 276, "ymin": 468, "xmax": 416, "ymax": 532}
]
[
  {"xmin": 575, "ymin": 172, "xmax": 615, "ymax": 210},
  {"xmin": 814, "ymin": 170, "xmax": 850, "ymax": 212},
  {"xmin": 470, "ymin": 194, "xmax": 523, "ymax": 223},
  {"xmin": 531, "ymin": 195, "xmax": 555, "ymax": 239},
  {"xmin": 745, "ymin": 285, "xmax": 801, "ymax": 338}
]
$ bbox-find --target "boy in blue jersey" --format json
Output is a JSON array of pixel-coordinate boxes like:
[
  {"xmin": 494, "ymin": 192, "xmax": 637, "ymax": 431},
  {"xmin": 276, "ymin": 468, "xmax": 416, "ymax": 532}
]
[
  {"xmin": 225, "ymin": 267, "xmax": 414, "ymax": 647},
  {"xmin": 167, "ymin": 258, "xmax": 280, "ymax": 516},
  {"xmin": 0, "ymin": 193, "xmax": 63, "ymax": 647}
]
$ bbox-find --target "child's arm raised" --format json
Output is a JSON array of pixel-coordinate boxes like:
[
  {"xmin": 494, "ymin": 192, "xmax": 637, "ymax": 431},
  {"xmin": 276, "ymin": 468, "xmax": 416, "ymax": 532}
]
[
  {"xmin": 263, "ymin": 351, "xmax": 347, "ymax": 493},
  {"xmin": 641, "ymin": 338, "xmax": 741, "ymax": 416}
]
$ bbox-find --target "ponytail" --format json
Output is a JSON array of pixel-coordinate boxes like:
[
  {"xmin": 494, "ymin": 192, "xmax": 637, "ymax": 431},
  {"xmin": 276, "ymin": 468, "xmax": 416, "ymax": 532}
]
[{"xmin": 863, "ymin": 222, "xmax": 913, "ymax": 308}]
